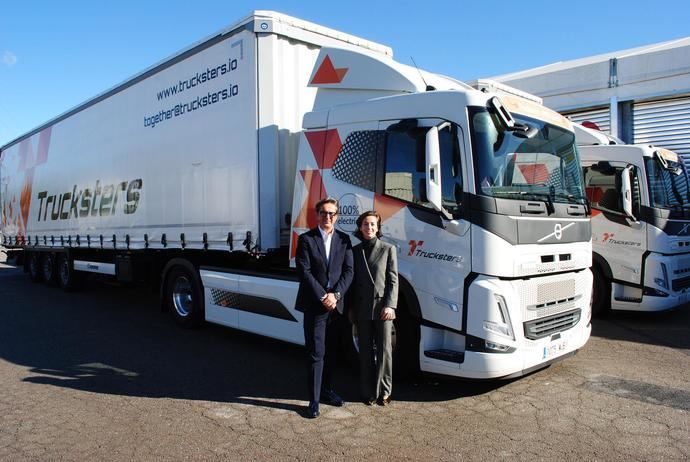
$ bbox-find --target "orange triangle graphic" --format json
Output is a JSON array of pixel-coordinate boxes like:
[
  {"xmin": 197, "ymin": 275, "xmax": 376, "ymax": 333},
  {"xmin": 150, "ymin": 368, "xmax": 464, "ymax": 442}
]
[
  {"xmin": 295, "ymin": 169, "xmax": 327, "ymax": 230},
  {"xmin": 374, "ymin": 194, "xmax": 406, "ymax": 223},
  {"xmin": 305, "ymin": 129, "xmax": 342, "ymax": 169},
  {"xmin": 310, "ymin": 55, "xmax": 348, "ymax": 85}
]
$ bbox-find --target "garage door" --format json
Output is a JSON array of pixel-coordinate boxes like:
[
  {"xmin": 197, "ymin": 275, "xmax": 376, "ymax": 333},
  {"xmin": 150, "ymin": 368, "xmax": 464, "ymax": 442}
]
[
  {"xmin": 564, "ymin": 107, "xmax": 611, "ymax": 134},
  {"xmin": 634, "ymin": 97, "xmax": 690, "ymax": 169}
]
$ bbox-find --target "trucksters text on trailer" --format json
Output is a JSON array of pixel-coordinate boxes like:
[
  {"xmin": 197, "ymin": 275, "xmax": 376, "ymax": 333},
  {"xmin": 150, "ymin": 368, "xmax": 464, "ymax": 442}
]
[
  {"xmin": 576, "ymin": 123, "xmax": 690, "ymax": 313},
  {"xmin": 0, "ymin": 11, "xmax": 592, "ymax": 379}
]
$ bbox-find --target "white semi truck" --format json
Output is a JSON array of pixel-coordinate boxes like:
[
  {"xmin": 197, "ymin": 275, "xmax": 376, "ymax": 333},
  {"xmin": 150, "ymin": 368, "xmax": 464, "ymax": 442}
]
[
  {"xmin": 577, "ymin": 123, "xmax": 690, "ymax": 313},
  {"xmin": 0, "ymin": 11, "xmax": 592, "ymax": 379}
]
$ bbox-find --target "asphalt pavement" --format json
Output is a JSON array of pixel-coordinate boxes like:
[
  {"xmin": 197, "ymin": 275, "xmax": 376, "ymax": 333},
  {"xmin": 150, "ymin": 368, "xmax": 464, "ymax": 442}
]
[{"xmin": 1, "ymin": 263, "xmax": 688, "ymax": 461}]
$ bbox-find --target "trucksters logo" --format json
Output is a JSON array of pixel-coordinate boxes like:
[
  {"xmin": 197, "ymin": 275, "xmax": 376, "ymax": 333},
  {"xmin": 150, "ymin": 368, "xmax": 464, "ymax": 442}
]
[
  {"xmin": 601, "ymin": 232, "xmax": 641, "ymax": 247},
  {"xmin": 408, "ymin": 240, "xmax": 463, "ymax": 263},
  {"xmin": 35, "ymin": 179, "xmax": 143, "ymax": 222}
]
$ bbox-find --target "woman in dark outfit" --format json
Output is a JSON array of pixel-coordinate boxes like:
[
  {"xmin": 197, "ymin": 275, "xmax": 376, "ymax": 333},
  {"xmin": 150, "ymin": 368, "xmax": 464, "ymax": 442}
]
[{"xmin": 350, "ymin": 211, "xmax": 398, "ymax": 405}]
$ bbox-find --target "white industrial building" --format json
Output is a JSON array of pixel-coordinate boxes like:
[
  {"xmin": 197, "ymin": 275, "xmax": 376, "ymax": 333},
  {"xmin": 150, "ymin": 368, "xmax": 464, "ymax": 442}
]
[{"xmin": 493, "ymin": 37, "xmax": 690, "ymax": 169}]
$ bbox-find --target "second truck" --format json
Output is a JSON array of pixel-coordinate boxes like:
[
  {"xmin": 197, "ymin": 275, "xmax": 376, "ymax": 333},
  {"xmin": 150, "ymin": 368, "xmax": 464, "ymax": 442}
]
[{"xmin": 577, "ymin": 123, "xmax": 690, "ymax": 313}]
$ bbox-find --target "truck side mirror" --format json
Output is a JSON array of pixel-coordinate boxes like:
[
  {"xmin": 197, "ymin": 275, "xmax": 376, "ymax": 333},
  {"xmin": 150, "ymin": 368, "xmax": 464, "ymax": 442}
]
[
  {"xmin": 621, "ymin": 164, "xmax": 636, "ymax": 221},
  {"xmin": 425, "ymin": 126, "xmax": 443, "ymax": 213}
]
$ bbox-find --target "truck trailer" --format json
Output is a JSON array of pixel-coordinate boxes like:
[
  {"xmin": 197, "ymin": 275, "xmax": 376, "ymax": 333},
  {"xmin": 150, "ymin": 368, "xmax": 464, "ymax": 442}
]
[
  {"xmin": 577, "ymin": 123, "xmax": 690, "ymax": 313},
  {"xmin": 1, "ymin": 11, "xmax": 592, "ymax": 379}
]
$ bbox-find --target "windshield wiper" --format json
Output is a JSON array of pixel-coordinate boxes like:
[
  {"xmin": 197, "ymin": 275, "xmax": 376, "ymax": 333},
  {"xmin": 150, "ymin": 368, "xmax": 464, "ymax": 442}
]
[{"xmin": 553, "ymin": 193, "xmax": 587, "ymax": 204}]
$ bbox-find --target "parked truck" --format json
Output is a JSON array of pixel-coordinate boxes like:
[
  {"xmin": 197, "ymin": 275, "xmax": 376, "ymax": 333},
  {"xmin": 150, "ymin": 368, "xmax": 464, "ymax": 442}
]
[
  {"xmin": 0, "ymin": 11, "xmax": 592, "ymax": 379},
  {"xmin": 576, "ymin": 123, "xmax": 690, "ymax": 313}
]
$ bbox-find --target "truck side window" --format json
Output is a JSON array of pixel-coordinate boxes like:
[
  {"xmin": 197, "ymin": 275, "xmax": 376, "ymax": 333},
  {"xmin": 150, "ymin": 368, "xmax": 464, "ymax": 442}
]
[
  {"xmin": 584, "ymin": 164, "xmax": 640, "ymax": 216},
  {"xmin": 439, "ymin": 125, "xmax": 463, "ymax": 217},
  {"xmin": 384, "ymin": 129, "xmax": 428, "ymax": 205},
  {"xmin": 331, "ymin": 130, "xmax": 385, "ymax": 192},
  {"xmin": 383, "ymin": 123, "xmax": 462, "ymax": 218}
]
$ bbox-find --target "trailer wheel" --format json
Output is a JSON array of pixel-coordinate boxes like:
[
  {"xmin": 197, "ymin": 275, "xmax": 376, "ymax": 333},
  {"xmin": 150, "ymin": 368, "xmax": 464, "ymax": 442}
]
[
  {"xmin": 57, "ymin": 253, "xmax": 78, "ymax": 291},
  {"xmin": 42, "ymin": 253, "xmax": 57, "ymax": 285},
  {"xmin": 166, "ymin": 265, "xmax": 204, "ymax": 327},
  {"xmin": 28, "ymin": 252, "xmax": 42, "ymax": 282},
  {"xmin": 592, "ymin": 266, "xmax": 610, "ymax": 316}
]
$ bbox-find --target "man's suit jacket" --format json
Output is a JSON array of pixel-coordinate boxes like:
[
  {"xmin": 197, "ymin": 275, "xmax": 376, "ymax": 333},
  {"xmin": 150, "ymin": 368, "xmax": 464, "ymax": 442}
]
[
  {"xmin": 351, "ymin": 238, "xmax": 398, "ymax": 321},
  {"xmin": 295, "ymin": 227, "xmax": 354, "ymax": 314}
]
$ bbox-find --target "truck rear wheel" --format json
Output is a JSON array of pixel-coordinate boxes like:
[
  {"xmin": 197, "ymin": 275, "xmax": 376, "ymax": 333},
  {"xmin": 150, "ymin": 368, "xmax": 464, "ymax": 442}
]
[
  {"xmin": 28, "ymin": 252, "xmax": 42, "ymax": 282},
  {"xmin": 592, "ymin": 266, "xmax": 610, "ymax": 316},
  {"xmin": 165, "ymin": 265, "xmax": 204, "ymax": 327},
  {"xmin": 42, "ymin": 253, "xmax": 57, "ymax": 285}
]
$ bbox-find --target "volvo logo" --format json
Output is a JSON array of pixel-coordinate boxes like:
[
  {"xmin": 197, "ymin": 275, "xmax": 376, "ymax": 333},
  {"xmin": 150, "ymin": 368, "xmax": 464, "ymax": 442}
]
[{"xmin": 537, "ymin": 222, "xmax": 575, "ymax": 243}]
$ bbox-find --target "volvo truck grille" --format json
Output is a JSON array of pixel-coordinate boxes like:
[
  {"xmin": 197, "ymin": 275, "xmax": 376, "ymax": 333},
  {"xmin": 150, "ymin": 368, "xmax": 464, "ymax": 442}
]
[{"xmin": 523, "ymin": 308, "xmax": 581, "ymax": 340}]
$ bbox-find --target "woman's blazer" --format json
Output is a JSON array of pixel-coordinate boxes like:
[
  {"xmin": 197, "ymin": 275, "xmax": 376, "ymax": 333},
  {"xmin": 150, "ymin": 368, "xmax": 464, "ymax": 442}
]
[{"xmin": 351, "ymin": 239, "xmax": 398, "ymax": 321}]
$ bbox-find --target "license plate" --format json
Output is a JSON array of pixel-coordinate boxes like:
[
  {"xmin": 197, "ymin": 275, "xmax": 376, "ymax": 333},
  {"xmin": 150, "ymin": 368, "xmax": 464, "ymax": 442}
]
[{"xmin": 542, "ymin": 339, "xmax": 568, "ymax": 360}]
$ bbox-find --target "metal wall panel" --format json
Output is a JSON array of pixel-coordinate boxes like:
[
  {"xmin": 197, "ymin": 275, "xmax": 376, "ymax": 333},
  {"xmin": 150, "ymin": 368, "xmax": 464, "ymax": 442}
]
[
  {"xmin": 633, "ymin": 98, "xmax": 690, "ymax": 159},
  {"xmin": 564, "ymin": 107, "xmax": 611, "ymax": 134}
]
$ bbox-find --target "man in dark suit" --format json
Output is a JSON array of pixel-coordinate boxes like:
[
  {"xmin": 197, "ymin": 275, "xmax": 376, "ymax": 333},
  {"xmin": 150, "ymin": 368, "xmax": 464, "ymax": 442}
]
[{"xmin": 295, "ymin": 197, "xmax": 354, "ymax": 419}]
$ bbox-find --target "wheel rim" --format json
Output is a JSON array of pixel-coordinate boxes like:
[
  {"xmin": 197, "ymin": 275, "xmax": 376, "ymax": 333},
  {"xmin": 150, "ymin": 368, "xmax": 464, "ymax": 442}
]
[{"xmin": 172, "ymin": 276, "xmax": 193, "ymax": 317}]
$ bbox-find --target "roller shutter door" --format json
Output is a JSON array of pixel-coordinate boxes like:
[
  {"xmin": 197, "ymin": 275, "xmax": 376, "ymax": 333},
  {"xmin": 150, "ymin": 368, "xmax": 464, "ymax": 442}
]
[
  {"xmin": 634, "ymin": 97, "xmax": 690, "ymax": 170},
  {"xmin": 564, "ymin": 107, "xmax": 611, "ymax": 134}
]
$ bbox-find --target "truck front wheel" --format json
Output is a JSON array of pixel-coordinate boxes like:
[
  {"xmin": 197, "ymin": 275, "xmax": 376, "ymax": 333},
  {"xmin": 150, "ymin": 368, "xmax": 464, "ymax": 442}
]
[
  {"xmin": 165, "ymin": 265, "xmax": 204, "ymax": 327},
  {"xmin": 592, "ymin": 266, "xmax": 610, "ymax": 316},
  {"xmin": 393, "ymin": 301, "xmax": 421, "ymax": 378}
]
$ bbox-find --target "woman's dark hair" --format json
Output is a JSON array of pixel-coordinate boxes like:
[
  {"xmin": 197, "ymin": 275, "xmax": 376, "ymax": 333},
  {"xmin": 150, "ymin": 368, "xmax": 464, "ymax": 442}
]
[{"xmin": 354, "ymin": 210, "xmax": 383, "ymax": 239}]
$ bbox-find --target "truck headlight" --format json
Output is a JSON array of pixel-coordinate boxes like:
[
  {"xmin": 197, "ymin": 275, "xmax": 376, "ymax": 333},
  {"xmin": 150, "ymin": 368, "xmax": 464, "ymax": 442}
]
[
  {"xmin": 654, "ymin": 263, "xmax": 669, "ymax": 290},
  {"xmin": 482, "ymin": 294, "xmax": 515, "ymax": 341}
]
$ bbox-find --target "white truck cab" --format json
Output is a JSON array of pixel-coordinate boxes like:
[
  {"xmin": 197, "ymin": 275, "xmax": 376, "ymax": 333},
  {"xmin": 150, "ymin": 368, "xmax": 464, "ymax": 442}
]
[{"xmin": 577, "ymin": 123, "xmax": 690, "ymax": 313}]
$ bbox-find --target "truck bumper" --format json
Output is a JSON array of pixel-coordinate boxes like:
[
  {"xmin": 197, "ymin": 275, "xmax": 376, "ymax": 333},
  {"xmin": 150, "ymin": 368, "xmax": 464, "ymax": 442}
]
[{"xmin": 419, "ymin": 320, "xmax": 591, "ymax": 380}]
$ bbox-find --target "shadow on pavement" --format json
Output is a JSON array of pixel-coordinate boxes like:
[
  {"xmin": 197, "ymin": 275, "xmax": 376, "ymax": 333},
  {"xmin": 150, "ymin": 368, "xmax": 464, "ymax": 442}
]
[
  {"xmin": 591, "ymin": 306, "xmax": 690, "ymax": 351},
  {"xmin": 0, "ymin": 266, "xmax": 502, "ymax": 414}
]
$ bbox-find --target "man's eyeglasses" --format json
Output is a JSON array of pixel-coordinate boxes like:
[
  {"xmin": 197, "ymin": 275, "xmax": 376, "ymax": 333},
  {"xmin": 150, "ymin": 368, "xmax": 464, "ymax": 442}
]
[{"xmin": 319, "ymin": 211, "xmax": 338, "ymax": 218}]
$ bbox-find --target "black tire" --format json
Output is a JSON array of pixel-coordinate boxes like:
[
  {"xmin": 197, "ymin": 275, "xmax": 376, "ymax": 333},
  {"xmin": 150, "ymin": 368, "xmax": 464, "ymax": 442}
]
[
  {"xmin": 41, "ymin": 253, "xmax": 57, "ymax": 285},
  {"xmin": 28, "ymin": 252, "xmax": 42, "ymax": 282},
  {"xmin": 165, "ymin": 265, "xmax": 204, "ymax": 327},
  {"xmin": 392, "ymin": 302, "xmax": 420, "ymax": 379},
  {"xmin": 591, "ymin": 266, "xmax": 610, "ymax": 317},
  {"xmin": 57, "ymin": 253, "xmax": 78, "ymax": 291}
]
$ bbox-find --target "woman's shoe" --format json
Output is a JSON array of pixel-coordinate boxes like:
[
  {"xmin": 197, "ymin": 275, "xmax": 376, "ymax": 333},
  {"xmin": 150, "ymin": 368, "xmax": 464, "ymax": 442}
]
[
  {"xmin": 376, "ymin": 396, "xmax": 391, "ymax": 406},
  {"xmin": 362, "ymin": 397, "xmax": 376, "ymax": 406}
]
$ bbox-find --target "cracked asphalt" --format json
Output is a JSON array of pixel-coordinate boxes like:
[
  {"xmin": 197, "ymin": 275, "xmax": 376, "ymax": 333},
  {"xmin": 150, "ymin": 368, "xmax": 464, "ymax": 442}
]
[{"xmin": 1, "ymin": 262, "xmax": 689, "ymax": 461}]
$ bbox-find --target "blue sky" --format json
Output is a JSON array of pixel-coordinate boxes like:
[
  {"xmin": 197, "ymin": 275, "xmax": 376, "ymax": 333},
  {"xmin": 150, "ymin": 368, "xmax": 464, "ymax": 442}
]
[{"xmin": 1, "ymin": 0, "xmax": 689, "ymax": 147}]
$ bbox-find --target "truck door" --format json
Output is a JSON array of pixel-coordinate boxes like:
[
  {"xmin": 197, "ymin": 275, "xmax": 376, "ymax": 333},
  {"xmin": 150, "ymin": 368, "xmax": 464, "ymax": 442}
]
[
  {"xmin": 584, "ymin": 162, "xmax": 646, "ymax": 288},
  {"xmin": 377, "ymin": 118, "xmax": 471, "ymax": 330}
]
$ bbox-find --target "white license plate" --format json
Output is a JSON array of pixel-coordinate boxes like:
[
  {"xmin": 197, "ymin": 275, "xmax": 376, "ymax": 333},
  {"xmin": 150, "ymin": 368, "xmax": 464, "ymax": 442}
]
[{"xmin": 542, "ymin": 339, "xmax": 568, "ymax": 360}]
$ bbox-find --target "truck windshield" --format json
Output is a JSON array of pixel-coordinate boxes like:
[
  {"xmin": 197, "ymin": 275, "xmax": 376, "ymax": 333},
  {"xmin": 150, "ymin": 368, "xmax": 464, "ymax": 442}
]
[
  {"xmin": 469, "ymin": 107, "xmax": 585, "ymax": 204},
  {"xmin": 644, "ymin": 156, "xmax": 690, "ymax": 210}
]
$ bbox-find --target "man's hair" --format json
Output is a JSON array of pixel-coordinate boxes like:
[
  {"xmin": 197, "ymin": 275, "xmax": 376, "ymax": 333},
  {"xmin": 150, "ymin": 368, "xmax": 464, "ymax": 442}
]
[
  {"xmin": 315, "ymin": 197, "xmax": 339, "ymax": 213},
  {"xmin": 354, "ymin": 210, "xmax": 383, "ymax": 239}
]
